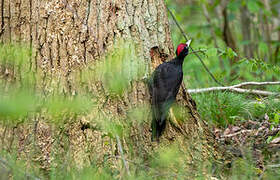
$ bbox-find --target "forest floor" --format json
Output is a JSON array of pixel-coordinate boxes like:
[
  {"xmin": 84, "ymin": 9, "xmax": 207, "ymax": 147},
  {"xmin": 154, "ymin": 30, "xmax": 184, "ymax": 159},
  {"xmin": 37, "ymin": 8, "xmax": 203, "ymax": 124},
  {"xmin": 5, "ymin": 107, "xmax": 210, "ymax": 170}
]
[{"xmin": 213, "ymin": 117, "xmax": 280, "ymax": 177}]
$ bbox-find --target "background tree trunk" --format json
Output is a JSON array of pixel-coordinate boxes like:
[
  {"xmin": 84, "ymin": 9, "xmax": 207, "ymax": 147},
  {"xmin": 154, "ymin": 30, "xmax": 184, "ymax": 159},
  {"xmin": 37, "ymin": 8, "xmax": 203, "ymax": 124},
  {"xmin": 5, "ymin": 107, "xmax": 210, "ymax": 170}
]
[
  {"xmin": 0, "ymin": 0, "xmax": 219, "ymax": 169},
  {"xmin": 240, "ymin": 5, "xmax": 253, "ymax": 58}
]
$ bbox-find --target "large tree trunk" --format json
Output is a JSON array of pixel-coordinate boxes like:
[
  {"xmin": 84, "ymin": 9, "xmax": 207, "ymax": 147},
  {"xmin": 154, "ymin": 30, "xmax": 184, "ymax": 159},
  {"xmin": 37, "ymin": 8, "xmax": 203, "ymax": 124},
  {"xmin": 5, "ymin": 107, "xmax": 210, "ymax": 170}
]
[
  {"xmin": 1, "ymin": 0, "xmax": 174, "ymax": 70},
  {"xmin": 0, "ymin": 0, "xmax": 219, "ymax": 173}
]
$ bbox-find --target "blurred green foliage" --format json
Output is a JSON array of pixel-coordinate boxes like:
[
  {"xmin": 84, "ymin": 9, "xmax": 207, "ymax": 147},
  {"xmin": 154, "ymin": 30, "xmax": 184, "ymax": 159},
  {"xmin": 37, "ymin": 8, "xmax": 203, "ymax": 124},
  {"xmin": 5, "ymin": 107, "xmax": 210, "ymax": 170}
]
[
  {"xmin": 166, "ymin": 0, "xmax": 280, "ymax": 85},
  {"xmin": 0, "ymin": 89, "xmax": 36, "ymax": 120},
  {"xmin": 0, "ymin": 0, "xmax": 280, "ymax": 179},
  {"xmin": 166, "ymin": 0, "xmax": 280, "ymax": 129},
  {"xmin": 94, "ymin": 40, "xmax": 146, "ymax": 97}
]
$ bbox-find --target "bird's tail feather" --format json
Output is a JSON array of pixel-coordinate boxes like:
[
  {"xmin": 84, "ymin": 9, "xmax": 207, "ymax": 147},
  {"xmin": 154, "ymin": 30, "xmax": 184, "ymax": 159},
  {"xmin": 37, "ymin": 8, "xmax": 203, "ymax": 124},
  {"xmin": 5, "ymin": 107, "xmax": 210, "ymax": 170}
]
[{"xmin": 151, "ymin": 105, "xmax": 168, "ymax": 142}]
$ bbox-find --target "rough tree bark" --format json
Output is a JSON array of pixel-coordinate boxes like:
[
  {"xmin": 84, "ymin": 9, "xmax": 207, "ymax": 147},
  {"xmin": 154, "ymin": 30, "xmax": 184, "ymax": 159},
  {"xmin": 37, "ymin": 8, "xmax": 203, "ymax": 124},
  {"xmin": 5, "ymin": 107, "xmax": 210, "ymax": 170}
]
[{"xmin": 0, "ymin": 0, "xmax": 219, "ymax": 170}]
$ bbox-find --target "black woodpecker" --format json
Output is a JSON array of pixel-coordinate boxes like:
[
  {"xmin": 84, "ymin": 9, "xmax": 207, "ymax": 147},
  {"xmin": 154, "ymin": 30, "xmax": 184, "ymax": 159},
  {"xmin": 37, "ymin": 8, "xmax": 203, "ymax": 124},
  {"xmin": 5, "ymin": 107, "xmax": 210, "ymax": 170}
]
[{"xmin": 148, "ymin": 40, "xmax": 191, "ymax": 142}]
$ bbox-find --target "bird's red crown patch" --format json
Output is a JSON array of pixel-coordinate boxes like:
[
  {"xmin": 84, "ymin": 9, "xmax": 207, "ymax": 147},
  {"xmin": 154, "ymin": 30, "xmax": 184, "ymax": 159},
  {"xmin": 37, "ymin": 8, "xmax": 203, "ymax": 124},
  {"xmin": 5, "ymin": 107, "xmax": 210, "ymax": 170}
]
[{"xmin": 176, "ymin": 43, "xmax": 187, "ymax": 56}]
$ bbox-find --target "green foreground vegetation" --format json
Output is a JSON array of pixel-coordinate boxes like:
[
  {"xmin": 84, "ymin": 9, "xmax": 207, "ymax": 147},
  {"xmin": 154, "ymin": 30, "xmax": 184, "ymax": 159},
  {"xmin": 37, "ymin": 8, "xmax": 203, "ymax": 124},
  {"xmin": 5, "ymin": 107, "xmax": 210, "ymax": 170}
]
[{"xmin": 1, "ymin": 0, "xmax": 280, "ymax": 179}]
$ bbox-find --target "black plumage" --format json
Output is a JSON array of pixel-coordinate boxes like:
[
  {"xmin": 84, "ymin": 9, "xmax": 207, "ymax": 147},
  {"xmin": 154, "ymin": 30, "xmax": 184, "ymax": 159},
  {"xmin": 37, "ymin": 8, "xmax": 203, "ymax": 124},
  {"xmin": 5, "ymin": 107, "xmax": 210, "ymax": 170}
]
[{"xmin": 148, "ymin": 43, "xmax": 190, "ymax": 142}]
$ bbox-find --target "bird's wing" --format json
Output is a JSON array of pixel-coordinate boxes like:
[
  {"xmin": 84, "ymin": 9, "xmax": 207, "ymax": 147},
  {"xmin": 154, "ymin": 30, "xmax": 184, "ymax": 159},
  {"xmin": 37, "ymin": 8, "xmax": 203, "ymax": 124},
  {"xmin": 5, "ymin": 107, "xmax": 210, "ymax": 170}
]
[{"xmin": 151, "ymin": 63, "xmax": 177, "ymax": 103}]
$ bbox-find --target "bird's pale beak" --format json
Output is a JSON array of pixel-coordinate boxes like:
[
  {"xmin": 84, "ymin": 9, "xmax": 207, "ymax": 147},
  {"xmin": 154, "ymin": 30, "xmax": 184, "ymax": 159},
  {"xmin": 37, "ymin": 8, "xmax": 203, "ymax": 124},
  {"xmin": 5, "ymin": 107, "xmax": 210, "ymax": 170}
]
[{"xmin": 186, "ymin": 39, "xmax": 192, "ymax": 47}]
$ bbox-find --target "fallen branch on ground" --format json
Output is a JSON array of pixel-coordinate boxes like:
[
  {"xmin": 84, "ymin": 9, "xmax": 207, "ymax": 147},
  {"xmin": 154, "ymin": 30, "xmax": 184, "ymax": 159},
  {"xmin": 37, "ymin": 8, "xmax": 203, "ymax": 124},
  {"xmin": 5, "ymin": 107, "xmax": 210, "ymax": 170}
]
[
  {"xmin": 187, "ymin": 81, "xmax": 280, "ymax": 96},
  {"xmin": 222, "ymin": 130, "xmax": 252, "ymax": 138},
  {"xmin": 267, "ymin": 164, "xmax": 280, "ymax": 168},
  {"xmin": 231, "ymin": 81, "xmax": 280, "ymax": 88}
]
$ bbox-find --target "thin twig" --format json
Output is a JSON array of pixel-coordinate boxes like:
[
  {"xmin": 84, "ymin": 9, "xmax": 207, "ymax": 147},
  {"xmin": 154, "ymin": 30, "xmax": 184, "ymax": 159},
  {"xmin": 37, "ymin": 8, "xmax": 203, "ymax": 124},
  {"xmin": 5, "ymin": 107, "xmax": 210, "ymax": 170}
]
[
  {"xmin": 1, "ymin": 126, "xmax": 7, "ymax": 146},
  {"xmin": 116, "ymin": 135, "xmax": 131, "ymax": 176},
  {"xmin": 166, "ymin": 6, "xmax": 224, "ymax": 87},
  {"xmin": 189, "ymin": 50, "xmax": 206, "ymax": 55},
  {"xmin": 0, "ymin": 157, "xmax": 10, "ymax": 170}
]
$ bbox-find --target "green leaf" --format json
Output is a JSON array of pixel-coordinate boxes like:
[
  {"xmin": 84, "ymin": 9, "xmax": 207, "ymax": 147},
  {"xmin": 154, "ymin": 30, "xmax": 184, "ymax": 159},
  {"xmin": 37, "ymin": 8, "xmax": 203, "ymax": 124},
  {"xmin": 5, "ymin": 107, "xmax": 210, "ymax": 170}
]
[
  {"xmin": 226, "ymin": 48, "xmax": 237, "ymax": 59},
  {"xmin": 274, "ymin": 113, "xmax": 280, "ymax": 124},
  {"xmin": 227, "ymin": 0, "xmax": 241, "ymax": 12},
  {"xmin": 251, "ymin": 63, "xmax": 257, "ymax": 71},
  {"xmin": 247, "ymin": 0, "xmax": 260, "ymax": 13},
  {"xmin": 258, "ymin": 42, "xmax": 269, "ymax": 55},
  {"xmin": 206, "ymin": 48, "xmax": 218, "ymax": 57},
  {"xmin": 263, "ymin": 9, "xmax": 272, "ymax": 17},
  {"xmin": 266, "ymin": 136, "xmax": 273, "ymax": 143},
  {"xmin": 237, "ymin": 58, "xmax": 248, "ymax": 64}
]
